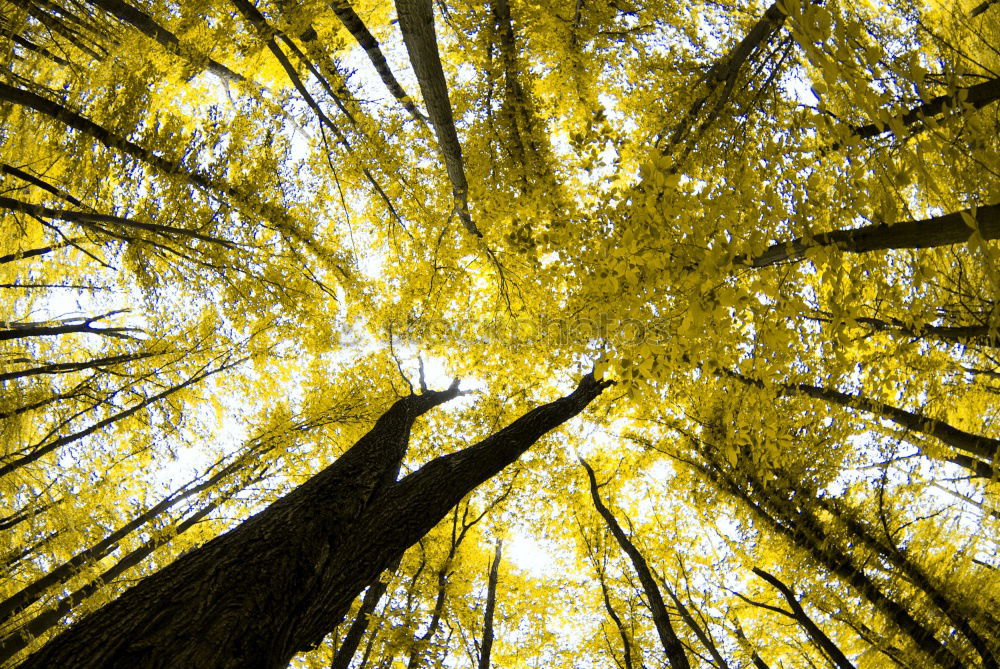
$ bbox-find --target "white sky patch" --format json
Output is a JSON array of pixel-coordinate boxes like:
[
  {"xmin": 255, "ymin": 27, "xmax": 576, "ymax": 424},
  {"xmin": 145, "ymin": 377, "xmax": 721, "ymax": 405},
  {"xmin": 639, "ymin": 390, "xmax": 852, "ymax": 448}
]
[{"xmin": 505, "ymin": 531, "xmax": 572, "ymax": 579}]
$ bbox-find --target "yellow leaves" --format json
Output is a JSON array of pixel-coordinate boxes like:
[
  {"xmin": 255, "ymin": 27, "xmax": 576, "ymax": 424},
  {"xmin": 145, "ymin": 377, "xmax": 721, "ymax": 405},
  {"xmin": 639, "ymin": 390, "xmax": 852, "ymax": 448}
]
[
  {"xmin": 593, "ymin": 357, "xmax": 610, "ymax": 381},
  {"xmin": 723, "ymin": 444, "xmax": 739, "ymax": 468},
  {"xmin": 3, "ymin": 0, "xmax": 1000, "ymax": 664},
  {"xmin": 960, "ymin": 208, "xmax": 980, "ymax": 231}
]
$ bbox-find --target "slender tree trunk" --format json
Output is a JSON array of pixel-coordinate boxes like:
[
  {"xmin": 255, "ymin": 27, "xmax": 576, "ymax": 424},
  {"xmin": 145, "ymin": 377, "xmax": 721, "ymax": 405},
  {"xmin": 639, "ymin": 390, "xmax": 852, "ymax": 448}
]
[
  {"xmin": 2, "ymin": 533, "xmax": 59, "ymax": 574},
  {"xmin": 406, "ymin": 567, "xmax": 448, "ymax": 669},
  {"xmin": 848, "ymin": 75, "xmax": 1000, "ymax": 142},
  {"xmin": 0, "ymin": 378, "xmax": 94, "ymax": 421},
  {"xmin": 580, "ymin": 458, "xmax": 690, "ymax": 669},
  {"xmin": 726, "ymin": 370, "xmax": 999, "ymax": 471},
  {"xmin": 84, "ymin": 0, "xmax": 242, "ymax": 82},
  {"xmin": 659, "ymin": 577, "xmax": 729, "ymax": 669},
  {"xmin": 0, "ymin": 446, "xmax": 261, "ymax": 625},
  {"xmin": 810, "ymin": 312, "xmax": 1000, "ymax": 348},
  {"xmin": 229, "ymin": 0, "xmax": 402, "ymax": 227},
  {"xmin": 8, "ymin": 0, "xmax": 105, "ymax": 60},
  {"xmin": 663, "ymin": 0, "xmax": 786, "ymax": 154},
  {"xmin": 0, "ymin": 85, "xmax": 332, "ymax": 258},
  {"xmin": 0, "ymin": 480, "xmax": 255, "ymax": 663},
  {"xmin": 815, "ymin": 497, "xmax": 999, "ymax": 663},
  {"xmin": 0, "ymin": 83, "xmax": 205, "ymax": 186},
  {"xmin": 0, "ymin": 310, "xmax": 138, "ymax": 341},
  {"xmin": 3, "ymin": 32, "xmax": 72, "ymax": 66},
  {"xmin": 578, "ymin": 518, "xmax": 637, "ymax": 669},
  {"xmin": 394, "ymin": 0, "xmax": 480, "ymax": 236},
  {"xmin": 0, "ymin": 196, "xmax": 236, "ymax": 247},
  {"xmin": 751, "ymin": 567, "xmax": 856, "ymax": 669},
  {"xmin": 731, "ymin": 617, "xmax": 771, "ymax": 669},
  {"xmin": 0, "ymin": 241, "xmax": 79, "ymax": 265},
  {"xmin": 0, "ymin": 498, "xmax": 61, "ymax": 532},
  {"xmin": 703, "ymin": 461, "xmax": 966, "ymax": 669},
  {"xmin": 329, "ymin": 562, "xmax": 395, "ymax": 669},
  {"xmin": 407, "ymin": 493, "xmax": 501, "ymax": 669},
  {"xmin": 597, "ymin": 569, "xmax": 634, "ymax": 669},
  {"xmin": 1, "ymin": 162, "xmax": 83, "ymax": 206},
  {"xmin": 0, "ymin": 359, "xmax": 239, "ymax": 477},
  {"xmin": 477, "ymin": 539, "xmax": 502, "ymax": 669},
  {"xmin": 0, "ymin": 351, "xmax": 158, "ymax": 383},
  {"xmin": 323, "ymin": 0, "xmax": 425, "ymax": 121},
  {"xmin": 17, "ymin": 374, "xmax": 609, "ymax": 668}
]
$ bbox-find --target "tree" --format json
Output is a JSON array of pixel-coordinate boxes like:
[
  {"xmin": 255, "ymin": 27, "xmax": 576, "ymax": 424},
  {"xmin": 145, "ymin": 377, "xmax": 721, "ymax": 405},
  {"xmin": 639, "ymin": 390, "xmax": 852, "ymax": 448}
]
[{"xmin": 2, "ymin": 0, "xmax": 999, "ymax": 666}]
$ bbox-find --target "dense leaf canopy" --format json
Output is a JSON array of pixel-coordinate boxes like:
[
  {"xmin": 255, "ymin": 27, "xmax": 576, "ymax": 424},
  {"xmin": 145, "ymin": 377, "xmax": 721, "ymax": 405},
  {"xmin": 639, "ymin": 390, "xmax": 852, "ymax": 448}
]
[{"xmin": 1, "ymin": 0, "xmax": 998, "ymax": 666}]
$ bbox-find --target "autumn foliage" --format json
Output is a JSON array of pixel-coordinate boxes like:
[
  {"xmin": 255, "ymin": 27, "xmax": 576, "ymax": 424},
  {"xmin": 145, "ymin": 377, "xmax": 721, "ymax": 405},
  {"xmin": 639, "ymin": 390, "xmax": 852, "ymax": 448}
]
[{"xmin": 1, "ymin": 0, "xmax": 998, "ymax": 666}]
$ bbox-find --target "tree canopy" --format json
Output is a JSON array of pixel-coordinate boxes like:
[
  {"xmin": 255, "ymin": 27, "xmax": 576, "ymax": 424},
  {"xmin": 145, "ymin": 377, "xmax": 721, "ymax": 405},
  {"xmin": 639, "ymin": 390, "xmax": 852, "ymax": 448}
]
[{"xmin": 1, "ymin": 0, "xmax": 998, "ymax": 666}]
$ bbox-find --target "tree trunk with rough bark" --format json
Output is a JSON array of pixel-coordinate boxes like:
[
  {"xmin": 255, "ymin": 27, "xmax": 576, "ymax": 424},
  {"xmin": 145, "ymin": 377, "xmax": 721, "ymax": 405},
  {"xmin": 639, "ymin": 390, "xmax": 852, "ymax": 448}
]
[{"xmin": 17, "ymin": 374, "xmax": 609, "ymax": 669}]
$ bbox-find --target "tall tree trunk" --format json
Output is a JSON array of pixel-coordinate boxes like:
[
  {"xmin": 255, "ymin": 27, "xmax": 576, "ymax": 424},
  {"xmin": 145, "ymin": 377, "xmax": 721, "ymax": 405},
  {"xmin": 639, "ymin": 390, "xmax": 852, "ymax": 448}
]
[
  {"xmin": 663, "ymin": 1, "xmax": 787, "ymax": 156},
  {"xmin": 406, "ymin": 493, "xmax": 501, "ymax": 669},
  {"xmin": 814, "ymin": 497, "xmax": 999, "ymax": 664},
  {"xmin": 580, "ymin": 458, "xmax": 690, "ymax": 669},
  {"xmin": 84, "ymin": 0, "xmax": 243, "ymax": 82},
  {"xmin": 0, "ymin": 85, "xmax": 336, "ymax": 260},
  {"xmin": 809, "ymin": 311, "xmax": 1000, "ymax": 348},
  {"xmin": 730, "ymin": 617, "xmax": 771, "ymax": 669},
  {"xmin": 0, "ymin": 358, "xmax": 239, "ymax": 477},
  {"xmin": 658, "ymin": 576, "xmax": 730, "ymax": 669},
  {"xmin": 1, "ymin": 162, "xmax": 83, "ymax": 206},
  {"xmin": 702, "ymin": 460, "xmax": 966, "ymax": 669},
  {"xmin": 329, "ymin": 562, "xmax": 395, "ymax": 669},
  {"xmin": 0, "ymin": 196, "xmax": 236, "ymax": 248},
  {"xmin": 477, "ymin": 539, "xmax": 502, "ymax": 669},
  {"xmin": 597, "ymin": 565, "xmax": 635, "ymax": 669},
  {"xmin": 743, "ymin": 202, "xmax": 1000, "ymax": 268},
  {"xmin": 394, "ymin": 0, "xmax": 481, "ymax": 237},
  {"xmin": 726, "ymin": 370, "xmax": 999, "ymax": 472},
  {"xmin": 17, "ymin": 374, "xmax": 609, "ymax": 668},
  {"xmin": 751, "ymin": 567, "xmax": 856, "ymax": 669},
  {"xmin": 847, "ymin": 75, "xmax": 1000, "ymax": 142},
  {"xmin": 324, "ymin": 0, "xmax": 425, "ymax": 121},
  {"xmin": 0, "ymin": 351, "xmax": 158, "ymax": 383}
]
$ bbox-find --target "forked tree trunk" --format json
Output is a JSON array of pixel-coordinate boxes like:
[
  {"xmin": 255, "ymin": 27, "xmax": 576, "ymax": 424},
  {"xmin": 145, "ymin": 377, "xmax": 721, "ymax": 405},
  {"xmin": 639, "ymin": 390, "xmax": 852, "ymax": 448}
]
[{"xmin": 17, "ymin": 374, "xmax": 609, "ymax": 669}]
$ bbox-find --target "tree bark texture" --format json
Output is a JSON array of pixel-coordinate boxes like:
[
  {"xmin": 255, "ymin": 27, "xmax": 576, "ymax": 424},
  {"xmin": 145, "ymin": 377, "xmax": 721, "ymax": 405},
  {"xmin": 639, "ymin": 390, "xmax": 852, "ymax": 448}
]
[
  {"xmin": 17, "ymin": 374, "xmax": 609, "ymax": 668},
  {"xmin": 328, "ymin": 0, "xmax": 426, "ymax": 121}
]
